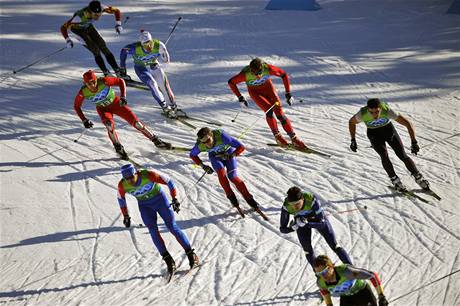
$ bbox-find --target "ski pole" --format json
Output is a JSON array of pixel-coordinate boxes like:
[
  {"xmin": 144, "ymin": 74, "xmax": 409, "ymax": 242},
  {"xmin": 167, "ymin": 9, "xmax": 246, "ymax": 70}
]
[
  {"xmin": 237, "ymin": 102, "xmax": 278, "ymax": 141},
  {"xmin": 73, "ymin": 128, "xmax": 88, "ymax": 143},
  {"xmin": 13, "ymin": 47, "xmax": 66, "ymax": 74},
  {"xmin": 165, "ymin": 17, "xmax": 182, "ymax": 45},
  {"xmin": 389, "ymin": 269, "xmax": 460, "ymax": 304}
]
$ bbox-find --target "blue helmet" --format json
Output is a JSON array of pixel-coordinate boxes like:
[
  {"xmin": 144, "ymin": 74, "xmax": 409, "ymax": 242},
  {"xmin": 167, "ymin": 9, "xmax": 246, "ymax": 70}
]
[{"xmin": 121, "ymin": 164, "xmax": 136, "ymax": 179}]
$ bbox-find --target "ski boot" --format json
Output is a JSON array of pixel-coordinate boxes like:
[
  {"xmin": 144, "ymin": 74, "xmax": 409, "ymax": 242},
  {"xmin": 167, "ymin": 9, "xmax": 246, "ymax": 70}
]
[
  {"xmin": 227, "ymin": 194, "xmax": 245, "ymax": 217},
  {"xmin": 185, "ymin": 249, "xmax": 200, "ymax": 269},
  {"xmin": 115, "ymin": 67, "xmax": 131, "ymax": 81},
  {"xmin": 413, "ymin": 172, "xmax": 430, "ymax": 190},
  {"xmin": 390, "ymin": 176, "xmax": 407, "ymax": 192},
  {"xmin": 102, "ymin": 70, "xmax": 113, "ymax": 77},
  {"xmin": 152, "ymin": 135, "xmax": 172, "ymax": 150},
  {"xmin": 162, "ymin": 105, "xmax": 177, "ymax": 119},
  {"xmin": 171, "ymin": 105, "xmax": 187, "ymax": 118},
  {"xmin": 162, "ymin": 251, "xmax": 176, "ymax": 275},
  {"xmin": 274, "ymin": 132, "xmax": 289, "ymax": 147},
  {"xmin": 291, "ymin": 135, "xmax": 307, "ymax": 150},
  {"xmin": 113, "ymin": 143, "xmax": 129, "ymax": 160}
]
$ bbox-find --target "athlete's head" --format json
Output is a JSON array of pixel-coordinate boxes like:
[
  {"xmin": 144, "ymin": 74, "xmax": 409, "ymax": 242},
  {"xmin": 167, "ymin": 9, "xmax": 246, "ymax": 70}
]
[
  {"xmin": 286, "ymin": 186, "xmax": 304, "ymax": 212},
  {"xmin": 88, "ymin": 1, "xmax": 102, "ymax": 14},
  {"xmin": 197, "ymin": 127, "xmax": 213, "ymax": 148},
  {"xmin": 139, "ymin": 29, "xmax": 153, "ymax": 51},
  {"xmin": 83, "ymin": 70, "xmax": 98, "ymax": 91},
  {"xmin": 249, "ymin": 58, "xmax": 263, "ymax": 75},
  {"xmin": 121, "ymin": 164, "xmax": 137, "ymax": 182},
  {"xmin": 313, "ymin": 255, "xmax": 335, "ymax": 280},
  {"xmin": 367, "ymin": 98, "xmax": 382, "ymax": 119}
]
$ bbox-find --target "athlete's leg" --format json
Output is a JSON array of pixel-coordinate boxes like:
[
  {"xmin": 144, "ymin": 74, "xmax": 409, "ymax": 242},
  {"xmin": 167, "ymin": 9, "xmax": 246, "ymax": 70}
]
[
  {"xmin": 138, "ymin": 203, "xmax": 168, "ymax": 254},
  {"xmin": 87, "ymin": 26, "xmax": 119, "ymax": 71},
  {"xmin": 135, "ymin": 65, "xmax": 166, "ymax": 108},
  {"xmin": 96, "ymin": 108, "xmax": 120, "ymax": 145},
  {"xmin": 156, "ymin": 193, "xmax": 192, "ymax": 251},
  {"xmin": 151, "ymin": 66, "xmax": 176, "ymax": 108},
  {"xmin": 318, "ymin": 219, "xmax": 352, "ymax": 264},
  {"xmin": 71, "ymin": 27, "xmax": 108, "ymax": 72},
  {"xmin": 273, "ymin": 106, "xmax": 295, "ymax": 136},
  {"xmin": 113, "ymin": 102, "xmax": 156, "ymax": 140},
  {"xmin": 296, "ymin": 226, "xmax": 315, "ymax": 266},
  {"xmin": 226, "ymin": 157, "xmax": 252, "ymax": 201},
  {"xmin": 368, "ymin": 130, "xmax": 397, "ymax": 178},
  {"xmin": 249, "ymin": 91, "xmax": 280, "ymax": 135},
  {"xmin": 388, "ymin": 129, "xmax": 419, "ymax": 175}
]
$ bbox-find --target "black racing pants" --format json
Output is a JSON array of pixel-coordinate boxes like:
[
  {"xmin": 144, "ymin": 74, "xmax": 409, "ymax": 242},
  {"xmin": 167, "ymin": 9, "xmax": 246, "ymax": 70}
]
[
  {"xmin": 340, "ymin": 283, "xmax": 377, "ymax": 306},
  {"xmin": 367, "ymin": 123, "xmax": 418, "ymax": 178},
  {"xmin": 71, "ymin": 25, "xmax": 119, "ymax": 72}
]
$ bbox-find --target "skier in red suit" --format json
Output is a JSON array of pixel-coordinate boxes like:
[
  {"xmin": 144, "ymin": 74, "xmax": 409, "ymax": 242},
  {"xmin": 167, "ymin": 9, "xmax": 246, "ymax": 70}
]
[
  {"xmin": 228, "ymin": 57, "xmax": 306, "ymax": 148},
  {"xmin": 73, "ymin": 70, "xmax": 171, "ymax": 160}
]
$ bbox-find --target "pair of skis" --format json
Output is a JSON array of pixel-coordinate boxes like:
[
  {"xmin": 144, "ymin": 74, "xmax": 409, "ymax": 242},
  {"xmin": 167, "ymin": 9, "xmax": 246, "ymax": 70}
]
[
  {"xmin": 267, "ymin": 143, "xmax": 331, "ymax": 158},
  {"xmin": 125, "ymin": 79, "xmax": 222, "ymax": 129},
  {"xmin": 234, "ymin": 206, "xmax": 269, "ymax": 221},
  {"xmin": 388, "ymin": 186, "xmax": 441, "ymax": 203}
]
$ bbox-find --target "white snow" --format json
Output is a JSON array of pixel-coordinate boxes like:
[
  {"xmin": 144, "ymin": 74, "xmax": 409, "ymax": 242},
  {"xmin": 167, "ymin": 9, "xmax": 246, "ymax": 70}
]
[{"xmin": 0, "ymin": 0, "xmax": 459, "ymax": 305}]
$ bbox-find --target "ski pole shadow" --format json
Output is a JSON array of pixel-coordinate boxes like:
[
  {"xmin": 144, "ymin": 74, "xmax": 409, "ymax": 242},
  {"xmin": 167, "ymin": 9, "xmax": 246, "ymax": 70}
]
[
  {"xmin": 329, "ymin": 192, "xmax": 400, "ymax": 205},
  {"xmin": 0, "ymin": 226, "xmax": 132, "ymax": 249},
  {"xmin": 0, "ymin": 273, "xmax": 164, "ymax": 299},
  {"xmin": 227, "ymin": 291, "xmax": 320, "ymax": 305}
]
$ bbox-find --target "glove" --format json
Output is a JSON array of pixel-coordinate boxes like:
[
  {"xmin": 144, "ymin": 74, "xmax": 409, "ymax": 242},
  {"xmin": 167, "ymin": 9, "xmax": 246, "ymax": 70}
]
[
  {"xmin": 82, "ymin": 119, "xmax": 94, "ymax": 129},
  {"xmin": 119, "ymin": 97, "xmax": 128, "ymax": 106},
  {"xmin": 201, "ymin": 164, "xmax": 214, "ymax": 174},
  {"xmin": 238, "ymin": 96, "xmax": 248, "ymax": 107},
  {"xmin": 378, "ymin": 294, "xmax": 388, "ymax": 306},
  {"xmin": 411, "ymin": 139, "xmax": 420, "ymax": 155},
  {"xmin": 289, "ymin": 217, "xmax": 307, "ymax": 231},
  {"xmin": 115, "ymin": 21, "xmax": 123, "ymax": 34},
  {"xmin": 285, "ymin": 92, "xmax": 294, "ymax": 106},
  {"xmin": 171, "ymin": 198, "xmax": 181, "ymax": 213},
  {"xmin": 350, "ymin": 138, "xmax": 357, "ymax": 152},
  {"xmin": 66, "ymin": 37, "xmax": 74, "ymax": 49},
  {"xmin": 123, "ymin": 215, "xmax": 131, "ymax": 228},
  {"xmin": 215, "ymin": 152, "xmax": 234, "ymax": 160}
]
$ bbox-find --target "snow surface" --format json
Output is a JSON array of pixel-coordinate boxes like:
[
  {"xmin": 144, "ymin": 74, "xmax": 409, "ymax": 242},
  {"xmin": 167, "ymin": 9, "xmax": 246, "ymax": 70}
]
[{"xmin": 1, "ymin": 0, "xmax": 459, "ymax": 305}]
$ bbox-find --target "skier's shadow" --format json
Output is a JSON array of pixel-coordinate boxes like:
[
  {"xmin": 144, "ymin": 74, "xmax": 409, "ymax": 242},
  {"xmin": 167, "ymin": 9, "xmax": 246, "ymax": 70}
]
[
  {"xmin": 0, "ymin": 273, "xmax": 163, "ymax": 299},
  {"xmin": 227, "ymin": 291, "xmax": 319, "ymax": 305}
]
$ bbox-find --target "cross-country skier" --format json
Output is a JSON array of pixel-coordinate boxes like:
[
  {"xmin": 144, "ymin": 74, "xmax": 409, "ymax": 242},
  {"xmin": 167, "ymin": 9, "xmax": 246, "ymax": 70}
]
[
  {"xmin": 61, "ymin": 0, "xmax": 122, "ymax": 76},
  {"xmin": 314, "ymin": 255, "xmax": 389, "ymax": 306},
  {"xmin": 348, "ymin": 98, "xmax": 430, "ymax": 191},
  {"xmin": 117, "ymin": 163, "xmax": 199, "ymax": 276},
  {"xmin": 280, "ymin": 186, "xmax": 352, "ymax": 268},
  {"xmin": 189, "ymin": 127, "xmax": 261, "ymax": 212},
  {"xmin": 74, "ymin": 70, "xmax": 171, "ymax": 160},
  {"xmin": 228, "ymin": 57, "xmax": 307, "ymax": 149},
  {"xmin": 119, "ymin": 30, "xmax": 181, "ymax": 118}
]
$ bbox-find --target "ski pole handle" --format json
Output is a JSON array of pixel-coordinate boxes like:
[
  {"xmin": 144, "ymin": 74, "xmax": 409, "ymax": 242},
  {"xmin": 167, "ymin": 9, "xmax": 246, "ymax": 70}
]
[{"xmin": 165, "ymin": 17, "xmax": 182, "ymax": 45}]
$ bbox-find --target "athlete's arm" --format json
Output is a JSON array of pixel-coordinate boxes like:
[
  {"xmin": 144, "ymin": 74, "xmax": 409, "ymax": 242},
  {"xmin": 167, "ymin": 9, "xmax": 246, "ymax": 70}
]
[
  {"xmin": 74, "ymin": 90, "xmax": 87, "ymax": 121},
  {"xmin": 159, "ymin": 41, "xmax": 170, "ymax": 63},
  {"xmin": 103, "ymin": 77, "xmax": 126, "ymax": 97},
  {"xmin": 395, "ymin": 114, "xmax": 416, "ymax": 141},
  {"xmin": 348, "ymin": 115, "xmax": 359, "ymax": 139},
  {"xmin": 344, "ymin": 265, "xmax": 385, "ymax": 296},
  {"xmin": 146, "ymin": 170, "xmax": 177, "ymax": 198},
  {"xmin": 228, "ymin": 72, "xmax": 246, "ymax": 97},
  {"xmin": 268, "ymin": 64, "xmax": 290, "ymax": 93},
  {"xmin": 120, "ymin": 43, "xmax": 136, "ymax": 68},
  {"xmin": 117, "ymin": 181, "xmax": 129, "ymax": 216}
]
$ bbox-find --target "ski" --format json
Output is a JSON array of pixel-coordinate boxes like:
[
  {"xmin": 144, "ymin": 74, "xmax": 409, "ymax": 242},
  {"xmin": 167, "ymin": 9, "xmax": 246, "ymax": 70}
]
[
  {"xmin": 181, "ymin": 260, "xmax": 207, "ymax": 278},
  {"xmin": 235, "ymin": 206, "xmax": 245, "ymax": 218},
  {"xmin": 387, "ymin": 186, "xmax": 430, "ymax": 203},
  {"xmin": 414, "ymin": 188, "xmax": 441, "ymax": 201},
  {"xmin": 165, "ymin": 268, "xmax": 177, "ymax": 284},
  {"xmin": 161, "ymin": 112, "xmax": 197, "ymax": 129},
  {"xmin": 125, "ymin": 79, "xmax": 149, "ymax": 91},
  {"xmin": 176, "ymin": 114, "xmax": 223, "ymax": 127},
  {"xmin": 253, "ymin": 207, "xmax": 269, "ymax": 221},
  {"xmin": 267, "ymin": 143, "xmax": 331, "ymax": 158}
]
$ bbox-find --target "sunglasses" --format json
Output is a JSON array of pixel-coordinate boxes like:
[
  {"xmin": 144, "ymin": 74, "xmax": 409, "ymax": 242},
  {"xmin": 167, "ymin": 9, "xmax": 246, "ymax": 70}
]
[
  {"xmin": 252, "ymin": 69, "xmax": 263, "ymax": 76},
  {"xmin": 288, "ymin": 199, "xmax": 303, "ymax": 208},
  {"xmin": 142, "ymin": 41, "xmax": 153, "ymax": 48},
  {"xmin": 199, "ymin": 135, "xmax": 212, "ymax": 144},
  {"xmin": 315, "ymin": 266, "xmax": 330, "ymax": 277}
]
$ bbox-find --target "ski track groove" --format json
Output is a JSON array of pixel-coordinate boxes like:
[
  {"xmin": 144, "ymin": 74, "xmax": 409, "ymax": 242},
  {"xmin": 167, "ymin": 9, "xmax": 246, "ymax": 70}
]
[
  {"xmin": 353, "ymin": 195, "xmax": 419, "ymax": 267},
  {"xmin": 442, "ymin": 248, "xmax": 460, "ymax": 306},
  {"xmin": 89, "ymin": 216, "xmax": 102, "ymax": 288}
]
